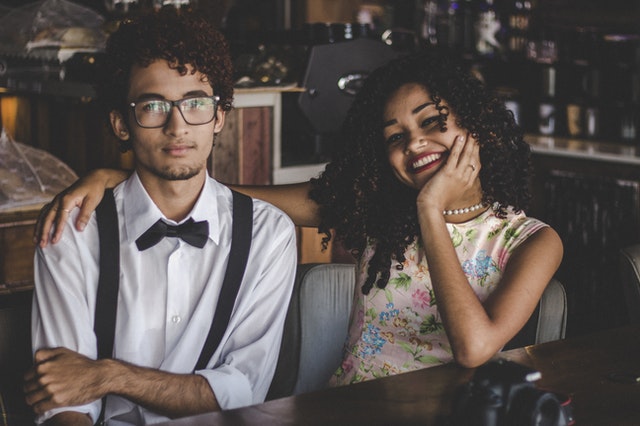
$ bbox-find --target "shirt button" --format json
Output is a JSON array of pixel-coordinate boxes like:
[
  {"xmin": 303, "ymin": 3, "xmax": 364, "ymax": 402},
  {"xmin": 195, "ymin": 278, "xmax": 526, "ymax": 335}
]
[{"xmin": 171, "ymin": 315, "xmax": 181, "ymax": 324}]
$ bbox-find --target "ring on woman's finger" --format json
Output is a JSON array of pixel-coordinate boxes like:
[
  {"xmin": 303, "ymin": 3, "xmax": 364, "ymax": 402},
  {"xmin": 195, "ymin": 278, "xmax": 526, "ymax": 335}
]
[
  {"xmin": 61, "ymin": 208, "xmax": 71, "ymax": 213},
  {"xmin": 468, "ymin": 164, "xmax": 476, "ymax": 171}
]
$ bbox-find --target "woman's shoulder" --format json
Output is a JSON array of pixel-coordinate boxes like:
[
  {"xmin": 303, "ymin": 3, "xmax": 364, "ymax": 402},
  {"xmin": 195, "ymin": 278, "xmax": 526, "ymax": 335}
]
[
  {"xmin": 481, "ymin": 205, "xmax": 549, "ymax": 229},
  {"xmin": 460, "ymin": 206, "xmax": 550, "ymax": 248}
]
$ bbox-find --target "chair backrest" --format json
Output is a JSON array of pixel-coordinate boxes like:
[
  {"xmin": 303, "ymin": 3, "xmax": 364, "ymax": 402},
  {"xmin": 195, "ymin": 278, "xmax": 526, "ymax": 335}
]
[
  {"xmin": 267, "ymin": 263, "xmax": 567, "ymax": 399},
  {"xmin": 618, "ymin": 244, "xmax": 640, "ymax": 324},
  {"xmin": 267, "ymin": 263, "xmax": 355, "ymax": 400},
  {"xmin": 536, "ymin": 278, "xmax": 568, "ymax": 343},
  {"xmin": 502, "ymin": 278, "xmax": 568, "ymax": 350}
]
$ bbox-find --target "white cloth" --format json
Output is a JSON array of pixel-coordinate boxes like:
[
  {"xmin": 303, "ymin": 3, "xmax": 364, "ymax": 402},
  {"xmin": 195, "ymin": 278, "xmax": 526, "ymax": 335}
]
[{"xmin": 32, "ymin": 173, "xmax": 297, "ymax": 425}]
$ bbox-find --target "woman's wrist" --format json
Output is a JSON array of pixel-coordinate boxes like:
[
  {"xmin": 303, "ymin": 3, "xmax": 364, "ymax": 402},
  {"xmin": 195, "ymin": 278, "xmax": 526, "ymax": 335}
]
[{"xmin": 91, "ymin": 168, "xmax": 130, "ymax": 189}]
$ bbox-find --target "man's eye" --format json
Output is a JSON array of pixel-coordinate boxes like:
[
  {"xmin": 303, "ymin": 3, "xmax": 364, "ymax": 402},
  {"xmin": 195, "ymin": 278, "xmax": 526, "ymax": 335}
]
[
  {"xmin": 183, "ymin": 98, "xmax": 213, "ymax": 110},
  {"xmin": 143, "ymin": 102, "xmax": 168, "ymax": 113}
]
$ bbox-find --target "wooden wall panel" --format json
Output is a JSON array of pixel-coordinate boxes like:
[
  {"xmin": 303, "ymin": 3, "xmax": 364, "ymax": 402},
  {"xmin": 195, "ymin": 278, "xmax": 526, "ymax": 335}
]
[
  {"xmin": 240, "ymin": 107, "xmax": 271, "ymax": 185},
  {"xmin": 211, "ymin": 107, "xmax": 241, "ymax": 184},
  {"xmin": 211, "ymin": 106, "xmax": 272, "ymax": 186}
]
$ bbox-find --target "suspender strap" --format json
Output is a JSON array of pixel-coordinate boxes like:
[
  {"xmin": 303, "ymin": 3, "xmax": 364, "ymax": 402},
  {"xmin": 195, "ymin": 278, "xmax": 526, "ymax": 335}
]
[
  {"xmin": 94, "ymin": 188, "xmax": 119, "ymax": 425},
  {"xmin": 94, "ymin": 188, "xmax": 120, "ymax": 360},
  {"xmin": 194, "ymin": 190, "xmax": 253, "ymax": 371}
]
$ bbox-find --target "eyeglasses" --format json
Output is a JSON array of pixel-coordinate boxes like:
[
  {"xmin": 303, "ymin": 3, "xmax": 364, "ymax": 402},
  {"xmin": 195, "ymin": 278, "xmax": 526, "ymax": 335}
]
[{"xmin": 129, "ymin": 96, "xmax": 220, "ymax": 128}]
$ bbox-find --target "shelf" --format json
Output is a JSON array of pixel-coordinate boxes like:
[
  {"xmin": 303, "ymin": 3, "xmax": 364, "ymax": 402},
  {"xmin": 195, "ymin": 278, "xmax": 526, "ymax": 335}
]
[{"xmin": 526, "ymin": 134, "xmax": 640, "ymax": 165}]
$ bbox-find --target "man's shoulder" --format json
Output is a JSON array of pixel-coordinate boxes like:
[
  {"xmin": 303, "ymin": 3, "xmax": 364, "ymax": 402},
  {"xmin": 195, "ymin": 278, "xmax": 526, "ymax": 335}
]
[{"xmin": 250, "ymin": 197, "xmax": 294, "ymax": 228}]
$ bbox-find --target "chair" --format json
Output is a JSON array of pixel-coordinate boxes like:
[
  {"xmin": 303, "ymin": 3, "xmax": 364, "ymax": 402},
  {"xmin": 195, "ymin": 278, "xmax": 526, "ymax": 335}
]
[
  {"xmin": 503, "ymin": 278, "xmax": 568, "ymax": 350},
  {"xmin": 267, "ymin": 263, "xmax": 568, "ymax": 399},
  {"xmin": 267, "ymin": 263, "xmax": 356, "ymax": 400},
  {"xmin": 618, "ymin": 244, "xmax": 640, "ymax": 324}
]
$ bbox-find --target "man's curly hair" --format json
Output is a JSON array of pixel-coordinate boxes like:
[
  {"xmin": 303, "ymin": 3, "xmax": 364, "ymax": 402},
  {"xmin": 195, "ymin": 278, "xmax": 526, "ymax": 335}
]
[
  {"xmin": 96, "ymin": 6, "xmax": 234, "ymax": 151},
  {"xmin": 309, "ymin": 51, "xmax": 532, "ymax": 294}
]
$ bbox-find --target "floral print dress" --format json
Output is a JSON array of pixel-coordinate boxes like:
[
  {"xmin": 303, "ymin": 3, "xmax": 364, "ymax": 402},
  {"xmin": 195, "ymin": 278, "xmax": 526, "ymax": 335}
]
[{"xmin": 329, "ymin": 207, "xmax": 548, "ymax": 386}]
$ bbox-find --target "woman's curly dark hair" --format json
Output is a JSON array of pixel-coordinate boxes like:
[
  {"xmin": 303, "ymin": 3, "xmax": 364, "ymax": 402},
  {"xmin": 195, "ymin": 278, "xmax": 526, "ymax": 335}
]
[
  {"xmin": 96, "ymin": 6, "xmax": 234, "ymax": 151},
  {"xmin": 309, "ymin": 50, "xmax": 531, "ymax": 294}
]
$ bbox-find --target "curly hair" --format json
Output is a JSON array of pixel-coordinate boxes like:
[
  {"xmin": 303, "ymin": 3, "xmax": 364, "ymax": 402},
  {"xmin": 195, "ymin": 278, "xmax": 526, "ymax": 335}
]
[
  {"xmin": 309, "ymin": 51, "xmax": 532, "ymax": 294},
  {"xmin": 96, "ymin": 6, "xmax": 234, "ymax": 151}
]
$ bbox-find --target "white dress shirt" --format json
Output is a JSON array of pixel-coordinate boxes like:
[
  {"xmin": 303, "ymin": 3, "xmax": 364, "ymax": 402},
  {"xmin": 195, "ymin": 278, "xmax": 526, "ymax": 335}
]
[{"xmin": 32, "ymin": 173, "xmax": 297, "ymax": 425}]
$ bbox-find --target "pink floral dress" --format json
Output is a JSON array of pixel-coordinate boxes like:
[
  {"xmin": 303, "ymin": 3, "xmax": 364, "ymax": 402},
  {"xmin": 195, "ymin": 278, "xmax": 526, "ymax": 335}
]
[{"xmin": 329, "ymin": 207, "xmax": 548, "ymax": 386}]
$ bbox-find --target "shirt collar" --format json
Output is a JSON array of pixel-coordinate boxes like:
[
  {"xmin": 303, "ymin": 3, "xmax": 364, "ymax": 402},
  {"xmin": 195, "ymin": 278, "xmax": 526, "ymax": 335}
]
[{"xmin": 121, "ymin": 172, "xmax": 221, "ymax": 246}]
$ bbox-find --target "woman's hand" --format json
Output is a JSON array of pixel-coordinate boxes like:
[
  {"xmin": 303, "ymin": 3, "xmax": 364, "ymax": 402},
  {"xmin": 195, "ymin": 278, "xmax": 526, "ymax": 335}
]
[
  {"xmin": 416, "ymin": 133, "xmax": 482, "ymax": 215},
  {"xmin": 34, "ymin": 169, "xmax": 130, "ymax": 247}
]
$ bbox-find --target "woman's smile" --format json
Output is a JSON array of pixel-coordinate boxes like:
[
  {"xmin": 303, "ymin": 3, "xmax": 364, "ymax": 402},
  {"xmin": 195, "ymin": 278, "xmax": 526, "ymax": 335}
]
[{"xmin": 409, "ymin": 151, "xmax": 446, "ymax": 174}]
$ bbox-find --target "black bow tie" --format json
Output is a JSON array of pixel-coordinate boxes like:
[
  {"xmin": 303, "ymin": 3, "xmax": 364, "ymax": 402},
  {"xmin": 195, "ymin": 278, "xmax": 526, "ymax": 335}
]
[{"xmin": 135, "ymin": 218, "xmax": 209, "ymax": 251}]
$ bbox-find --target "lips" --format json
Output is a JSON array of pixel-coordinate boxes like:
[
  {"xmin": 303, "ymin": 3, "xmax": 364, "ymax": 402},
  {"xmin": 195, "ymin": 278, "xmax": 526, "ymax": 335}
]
[
  {"xmin": 163, "ymin": 144, "xmax": 193, "ymax": 156},
  {"xmin": 410, "ymin": 152, "xmax": 444, "ymax": 173}
]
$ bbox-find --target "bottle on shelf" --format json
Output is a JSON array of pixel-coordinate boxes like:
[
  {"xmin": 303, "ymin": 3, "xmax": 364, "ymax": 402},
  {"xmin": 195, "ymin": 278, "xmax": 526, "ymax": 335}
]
[
  {"xmin": 524, "ymin": 20, "xmax": 563, "ymax": 137},
  {"xmin": 505, "ymin": 0, "xmax": 533, "ymax": 59},
  {"xmin": 419, "ymin": 0, "xmax": 440, "ymax": 47},
  {"xmin": 601, "ymin": 34, "xmax": 640, "ymax": 145},
  {"xmin": 536, "ymin": 63, "xmax": 560, "ymax": 136},
  {"xmin": 434, "ymin": 0, "xmax": 474, "ymax": 54}
]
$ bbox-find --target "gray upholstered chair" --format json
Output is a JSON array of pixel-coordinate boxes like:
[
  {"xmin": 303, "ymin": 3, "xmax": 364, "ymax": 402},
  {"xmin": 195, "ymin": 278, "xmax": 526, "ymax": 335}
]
[
  {"xmin": 267, "ymin": 263, "xmax": 568, "ymax": 399},
  {"xmin": 502, "ymin": 277, "xmax": 567, "ymax": 350},
  {"xmin": 267, "ymin": 263, "xmax": 356, "ymax": 400},
  {"xmin": 619, "ymin": 244, "xmax": 640, "ymax": 324}
]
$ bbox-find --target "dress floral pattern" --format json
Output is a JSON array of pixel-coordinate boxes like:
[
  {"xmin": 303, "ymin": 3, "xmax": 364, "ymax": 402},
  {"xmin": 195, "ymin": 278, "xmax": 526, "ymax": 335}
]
[{"xmin": 329, "ymin": 207, "xmax": 548, "ymax": 386}]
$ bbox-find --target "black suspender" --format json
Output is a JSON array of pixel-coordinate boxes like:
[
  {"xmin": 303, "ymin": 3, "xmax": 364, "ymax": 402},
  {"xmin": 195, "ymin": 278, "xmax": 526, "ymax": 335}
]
[
  {"xmin": 195, "ymin": 190, "xmax": 253, "ymax": 370},
  {"xmin": 94, "ymin": 189, "xmax": 120, "ymax": 360},
  {"xmin": 93, "ymin": 188, "xmax": 253, "ymax": 421},
  {"xmin": 94, "ymin": 188, "xmax": 119, "ymax": 425}
]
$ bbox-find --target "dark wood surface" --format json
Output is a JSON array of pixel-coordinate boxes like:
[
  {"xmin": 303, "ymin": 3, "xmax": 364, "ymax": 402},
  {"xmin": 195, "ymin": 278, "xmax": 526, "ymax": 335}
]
[
  {"xmin": 0, "ymin": 207, "xmax": 39, "ymax": 294},
  {"xmin": 158, "ymin": 325, "xmax": 640, "ymax": 425}
]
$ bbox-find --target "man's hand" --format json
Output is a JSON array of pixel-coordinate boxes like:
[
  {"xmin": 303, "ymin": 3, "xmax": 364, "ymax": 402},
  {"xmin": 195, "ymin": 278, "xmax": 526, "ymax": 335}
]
[
  {"xmin": 24, "ymin": 348, "xmax": 108, "ymax": 415},
  {"xmin": 24, "ymin": 346, "xmax": 219, "ymax": 420}
]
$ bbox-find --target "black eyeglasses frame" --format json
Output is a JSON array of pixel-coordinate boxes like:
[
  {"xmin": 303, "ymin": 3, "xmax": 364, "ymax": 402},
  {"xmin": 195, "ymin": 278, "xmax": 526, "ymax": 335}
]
[{"xmin": 128, "ymin": 95, "xmax": 220, "ymax": 129}]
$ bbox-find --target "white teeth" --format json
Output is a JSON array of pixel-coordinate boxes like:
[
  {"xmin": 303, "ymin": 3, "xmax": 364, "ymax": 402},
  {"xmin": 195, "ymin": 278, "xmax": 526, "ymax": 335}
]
[{"xmin": 412, "ymin": 153, "xmax": 441, "ymax": 170}]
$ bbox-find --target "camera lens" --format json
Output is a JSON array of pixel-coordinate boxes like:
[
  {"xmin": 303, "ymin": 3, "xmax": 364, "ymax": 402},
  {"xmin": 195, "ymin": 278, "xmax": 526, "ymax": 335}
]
[{"xmin": 507, "ymin": 386, "xmax": 563, "ymax": 426}]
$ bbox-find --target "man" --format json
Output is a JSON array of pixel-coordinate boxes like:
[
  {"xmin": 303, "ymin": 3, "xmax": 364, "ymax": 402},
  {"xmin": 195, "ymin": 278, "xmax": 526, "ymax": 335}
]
[{"xmin": 23, "ymin": 8, "xmax": 297, "ymax": 425}]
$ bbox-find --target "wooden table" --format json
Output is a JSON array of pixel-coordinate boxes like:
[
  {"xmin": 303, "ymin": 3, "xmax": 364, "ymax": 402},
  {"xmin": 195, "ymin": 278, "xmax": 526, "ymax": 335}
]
[{"xmin": 159, "ymin": 325, "xmax": 640, "ymax": 425}]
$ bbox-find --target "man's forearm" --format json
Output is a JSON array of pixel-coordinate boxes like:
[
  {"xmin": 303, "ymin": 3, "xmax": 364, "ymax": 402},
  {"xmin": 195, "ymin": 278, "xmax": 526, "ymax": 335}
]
[
  {"xmin": 104, "ymin": 358, "xmax": 220, "ymax": 418},
  {"xmin": 46, "ymin": 411, "xmax": 93, "ymax": 426}
]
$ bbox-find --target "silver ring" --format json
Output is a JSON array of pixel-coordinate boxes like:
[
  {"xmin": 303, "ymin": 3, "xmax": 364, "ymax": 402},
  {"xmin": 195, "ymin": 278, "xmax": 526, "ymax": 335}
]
[
  {"xmin": 62, "ymin": 209, "xmax": 71, "ymax": 213},
  {"xmin": 469, "ymin": 164, "xmax": 476, "ymax": 172}
]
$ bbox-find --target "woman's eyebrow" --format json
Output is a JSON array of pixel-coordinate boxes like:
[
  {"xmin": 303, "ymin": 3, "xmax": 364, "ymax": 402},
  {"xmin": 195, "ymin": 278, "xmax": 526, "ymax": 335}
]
[
  {"xmin": 383, "ymin": 101, "xmax": 436, "ymax": 128},
  {"xmin": 412, "ymin": 102, "xmax": 435, "ymax": 114},
  {"xmin": 383, "ymin": 118, "xmax": 397, "ymax": 128}
]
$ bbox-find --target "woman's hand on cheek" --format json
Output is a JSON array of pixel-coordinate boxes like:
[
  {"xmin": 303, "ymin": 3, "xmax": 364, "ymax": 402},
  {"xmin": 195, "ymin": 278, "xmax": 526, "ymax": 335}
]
[{"xmin": 416, "ymin": 133, "xmax": 481, "ymax": 213}]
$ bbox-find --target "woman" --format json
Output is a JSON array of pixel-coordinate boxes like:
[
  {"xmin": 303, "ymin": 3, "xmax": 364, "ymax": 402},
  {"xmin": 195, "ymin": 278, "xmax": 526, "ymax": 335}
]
[{"xmin": 35, "ymin": 51, "xmax": 562, "ymax": 385}]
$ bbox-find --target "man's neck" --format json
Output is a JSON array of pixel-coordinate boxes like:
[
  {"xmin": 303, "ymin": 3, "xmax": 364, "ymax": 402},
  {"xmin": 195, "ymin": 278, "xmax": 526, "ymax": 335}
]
[{"xmin": 137, "ymin": 170, "xmax": 207, "ymax": 222}]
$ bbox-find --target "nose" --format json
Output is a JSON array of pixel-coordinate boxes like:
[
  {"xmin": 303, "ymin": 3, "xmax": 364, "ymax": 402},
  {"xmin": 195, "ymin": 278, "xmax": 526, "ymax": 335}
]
[
  {"xmin": 404, "ymin": 131, "xmax": 428, "ymax": 154},
  {"xmin": 163, "ymin": 105, "xmax": 189, "ymax": 136}
]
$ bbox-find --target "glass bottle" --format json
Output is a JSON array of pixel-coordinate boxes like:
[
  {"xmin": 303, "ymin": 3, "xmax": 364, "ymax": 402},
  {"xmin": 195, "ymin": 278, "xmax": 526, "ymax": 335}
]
[{"xmin": 506, "ymin": 0, "xmax": 533, "ymax": 58}]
